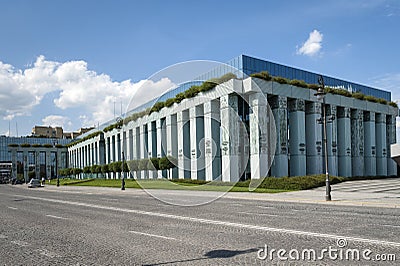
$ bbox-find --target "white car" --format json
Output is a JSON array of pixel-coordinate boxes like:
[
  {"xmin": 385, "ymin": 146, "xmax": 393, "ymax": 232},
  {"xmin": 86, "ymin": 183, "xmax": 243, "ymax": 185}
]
[{"xmin": 28, "ymin": 179, "xmax": 42, "ymax": 188}]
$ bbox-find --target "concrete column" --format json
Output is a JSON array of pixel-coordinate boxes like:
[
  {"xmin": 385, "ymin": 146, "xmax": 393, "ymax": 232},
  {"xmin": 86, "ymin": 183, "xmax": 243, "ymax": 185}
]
[
  {"xmin": 269, "ymin": 96, "xmax": 288, "ymax": 177},
  {"xmin": 128, "ymin": 129, "xmax": 133, "ymax": 161},
  {"xmin": 140, "ymin": 124, "xmax": 148, "ymax": 179},
  {"xmin": 288, "ymin": 98, "xmax": 306, "ymax": 176},
  {"xmin": 105, "ymin": 137, "xmax": 110, "ymax": 165},
  {"xmin": 133, "ymin": 127, "xmax": 140, "ymax": 179},
  {"xmin": 249, "ymin": 92, "xmax": 272, "ymax": 180},
  {"xmin": 166, "ymin": 114, "xmax": 178, "ymax": 179},
  {"xmin": 46, "ymin": 151, "xmax": 51, "ymax": 180},
  {"xmin": 11, "ymin": 149, "xmax": 17, "ymax": 180},
  {"xmin": 156, "ymin": 119, "xmax": 166, "ymax": 178},
  {"xmin": 387, "ymin": 115, "xmax": 397, "ymax": 176},
  {"xmin": 337, "ymin": 107, "xmax": 352, "ymax": 177},
  {"xmin": 147, "ymin": 122, "xmax": 157, "ymax": 179},
  {"xmin": 326, "ymin": 105, "xmax": 338, "ymax": 176},
  {"xmin": 35, "ymin": 151, "xmax": 40, "ymax": 179},
  {"xmin": 23, "ymin": 151, "xmax": 28, "ymax": 183},
  {"xmin": 376, "ymin": 113, "xmax": 387, "ymax": 176},
  {"xmin": 364, "ymin": 111, "xmax": 376, "ymax": 176},
  {"xmin": 204, "ymin": 100, "xmax": 221, "ymax": 181},
  {"xmin": 220, "ymin": 94, "xmax": 241, "ymax": 182},
  {"xmin": 305, "ymin": 101, "xmax": 323, "ymax": 175},
  {"xmin": 351, "ymin": 109, "xmax": 364, "ymax": 177},
  {"xmin": 177, "ymin": 110, "xmax": 191, "ymax": 179},
  {"xmin": 190, "ymin": 105, "xmax": 205, "ymax": 181}
]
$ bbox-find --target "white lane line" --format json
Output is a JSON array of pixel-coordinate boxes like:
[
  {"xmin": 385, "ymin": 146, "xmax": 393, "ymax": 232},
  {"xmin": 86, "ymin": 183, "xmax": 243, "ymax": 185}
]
[
  {"xmin": 238, "ymin": 211, "xmax": 279, "ymax": 217},
  {"xmin": 11, "ymin": 240, "xmax": 30, "ymax": 247},
  {"xmin": 14, "ymin": 194, "xmax": 400, "ymax": 248},
  {"xmin": 0, "ymin": 234, "xmax": 7, "ymax": 239},
  {"xmin": 46, "ymin": 214, "xmax": 68, "ymax": 220},
  {"xmin": 380, "ymin": 224, "xmax": 400, "ymax": 228},
  {"xmin": 7, "ymin": 206, "xmax": 18, "ymax": 210},
  {"xmin": 129, "ymin": 230, "xmax": 178, "ymax": 241},
  {"xmin": 257, "ymin": 206, "xmax": 275, "ymax": 209},
  {"xmin": 37, "ymin": 248, "xmax": 61, "ymax": 258}
]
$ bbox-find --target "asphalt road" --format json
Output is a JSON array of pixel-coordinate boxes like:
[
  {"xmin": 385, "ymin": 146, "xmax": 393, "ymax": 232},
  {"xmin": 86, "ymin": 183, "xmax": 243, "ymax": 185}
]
[{"xmin": 0, "ymin": 185, "xmax": 399, "ymax": 265}]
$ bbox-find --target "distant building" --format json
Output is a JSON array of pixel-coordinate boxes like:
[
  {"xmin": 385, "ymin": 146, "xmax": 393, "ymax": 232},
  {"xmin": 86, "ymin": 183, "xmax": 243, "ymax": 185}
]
[
  {"xmin": 32, "ymin": 126, "xmax": 64, "ymax": 139},
  {"xmin": 32, "ymin": 125, "xmax": 95, "ymax": 139}
]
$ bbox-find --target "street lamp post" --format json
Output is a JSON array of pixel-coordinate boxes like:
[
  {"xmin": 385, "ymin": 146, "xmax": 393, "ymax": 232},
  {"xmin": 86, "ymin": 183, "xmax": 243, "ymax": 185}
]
[
  {"xmin": 315, "ymin": 75, "xmax": 331, "ymax": 201},
  {"xmin": 116, "ymin": 117, "xmax": 125, "ymax": 190}
]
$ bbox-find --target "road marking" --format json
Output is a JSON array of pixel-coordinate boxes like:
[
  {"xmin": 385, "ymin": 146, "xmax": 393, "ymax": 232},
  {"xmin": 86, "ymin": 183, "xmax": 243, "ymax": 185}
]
[
  {"xmin": 238, "ymin": 211, "xmax": 279, "ymax": 217},
  {"xmin": 11, "ymin": 240, "xmax": 30, "ymax": 247},
  {"xmin": 7, "ymin": 206, "xmax": 18, "ymax": 210},
  {"xmin": 129, "ymin": 230, "xmax": 178, "ymax": 240},
  {"xmin": 0, "ymin": 234, "xmax": 7, "ymax": 239},
  {"xmin": 46, "ymin": 214, "xmax": 68, "ymax": 220},
  {"xmin": 257, "ymin": 206, "xmax": 275, "ymax": 209},
  {"xmin": 13, "ymin": 194, "xmax": 400, "ymax": 248},
  {"xmin": 37, "ymin": 248, "xmax": 61, "ymax": 258},
  {"xmin": 379, "ymin": 224, "xmax": 400, "ymax": 228}
]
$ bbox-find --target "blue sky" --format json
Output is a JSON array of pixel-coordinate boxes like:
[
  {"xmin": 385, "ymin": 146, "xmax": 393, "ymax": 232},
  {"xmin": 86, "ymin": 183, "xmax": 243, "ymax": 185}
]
[{"xmin": 0, "ymin": 0, "xmax": 399, "ymax": 137}]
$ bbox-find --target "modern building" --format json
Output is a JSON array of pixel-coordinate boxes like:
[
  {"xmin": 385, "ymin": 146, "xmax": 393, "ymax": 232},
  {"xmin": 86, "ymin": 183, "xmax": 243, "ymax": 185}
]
[
  {"xmin": 67, "ymin": 55, "xmax": 398, "ymax": 181},
  {"xmin": 0, "ymin": 135, "xmax": 71, "ymax": 182},
  {"xmin": 32, "ymin": 126, "xmax": 64, "ymax": 139}
]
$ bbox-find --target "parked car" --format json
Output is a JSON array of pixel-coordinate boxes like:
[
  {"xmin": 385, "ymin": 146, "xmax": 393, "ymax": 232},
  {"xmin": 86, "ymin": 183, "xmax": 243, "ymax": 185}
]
[{"xmin": 28, "ymin": 179, "xmax": 42, "ymax": 188}]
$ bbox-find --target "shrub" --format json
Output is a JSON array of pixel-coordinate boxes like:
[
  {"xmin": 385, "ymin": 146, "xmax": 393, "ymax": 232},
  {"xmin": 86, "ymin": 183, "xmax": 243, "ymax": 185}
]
[
  {"xmin": 55, "ymin": 144, "xmax": 65, "ymax": 148},
  {"xmin": 289, "ymin": 79, "xmax": 308, "ymax": 88},
  {"xmin": 43, "ymin": 144, "xmax": 53, "ymax": 148},
  {"xmin": 165, "ymin": 98, "xmax": 175, "ymax": 107},
  {"xmin": 8, "ymin": 144, "xmax": 19, "ymax": 147},
  {"xmin": 150, "ymin": 101, "xmax": 165, "ymax": 114},
  {"xmin": 148, "ymin": 157, "xmax": 160, "ymax": 170},
  {"xmin": 138, "ymin": 159, "xmax": 149, "ymax": 171},
  {"xmin": 377, "ymin": 98, "xmax": 387, "ymax": 105},
  {"xmin": 127, "ymin": 160, "xmax": 139, "ymax": 172},
  {"xmin": 20, "ymin": 143, "xmax": 31, "ymax": 148},
  {"xmin": 307, "ymin": 84, "xmax": 319, "ymax": 90},
  {"xmin": 91, "ymin": 165, "xmax": 102, "ymax": 174},
  {"xmin": 364, "ymin": 95, "xmax": 378, "ymax": 103},
  {"xmin": 174, "ymin": 92, "xmax": 185, "ymax": 103},
  {"xmin": 389, "ymin": 101, "xmax": 398, "ymax": 108},
  {"xmin": 272, "ymin": 76, "xmax": 289, "ymax": 84},
  {"xmin": 83, "ymin": 166, "xmax": 92, "ymax": 174},
  {"xmin": 159, "ymin": 156, "xmax": 177, "ymax": 170},
  {"xmin": 352, "ymin": 92, "xmax": 365, "ymax": 100},
  {"xmin": 72, "ymin": 168, "xmax": 83, "ymax": 175},
  {"xmin": 101, "ymin": 164, "xmax": 110, "ymax": 173},
  {"xmin": 250, "ymin": 71, "xmax": 272, "ymax": 81}
]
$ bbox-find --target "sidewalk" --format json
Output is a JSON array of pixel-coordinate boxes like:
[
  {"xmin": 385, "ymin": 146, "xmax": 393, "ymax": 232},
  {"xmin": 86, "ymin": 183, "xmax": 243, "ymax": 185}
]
[{"xmin": 15, "ymin": 178, "xmax": 400, "ymax": 208}]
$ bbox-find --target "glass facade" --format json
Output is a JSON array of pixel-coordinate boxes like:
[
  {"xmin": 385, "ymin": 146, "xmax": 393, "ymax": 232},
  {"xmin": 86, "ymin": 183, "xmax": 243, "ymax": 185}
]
[
  {"xmin": 81, "ymin": 54, "xmax": 392, "ymax": 139},
  {"xmin": 0, "ymin": 136, "xmax": 71, "ymax": 162}
]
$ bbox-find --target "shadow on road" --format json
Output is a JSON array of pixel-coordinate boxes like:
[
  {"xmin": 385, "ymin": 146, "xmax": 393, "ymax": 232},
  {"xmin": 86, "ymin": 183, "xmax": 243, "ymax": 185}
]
[{"xmin": 142, "ymin": 248, "xmax": 258, "ymax": 265}]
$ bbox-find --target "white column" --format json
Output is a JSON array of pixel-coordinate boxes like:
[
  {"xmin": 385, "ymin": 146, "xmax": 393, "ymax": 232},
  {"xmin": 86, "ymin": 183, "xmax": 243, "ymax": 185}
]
[
  {"xmin": 364, "ymin": 111, "xmax": 376, "ymax": 176},
  {"xmin": 156, "ymin": 119, "xmax": 163, "ymax": 178},
  {"xmin": 351, "ymin": 109, "xmax": 364, "ymax": 177},
  {"xmin": 177, "ymin": 110, "xmax": 190, "ymax": 179},
  {"xmin": 337, "ymin": 107, "xmax": 352, "ymax": 177},
  {"xmin": 140, "ymin": 124, "xmax": 148, "ymax": 179},
  {"xmin": 305, "ymin": 102, "xmax": 323, "ymax": 175},
  {"xmin": 270, "ymin": 96, "xmax": 288, "ymax": 177},
  {"xmin": 220, "ymin": 94, "xmax": 240, "ymax": 182},
  {"xmin": 376, "ymin": 113, "xmax": 387, "ymax": 176},
  {"xmin": 387, "ymin": 115, "xmax": 397, "ymax": 176},
  {"xmin": 46, "ymin": 151, "xmax": 51, "ymax": 180},
  {"xmin": 204, "ymin": 100, "xmax": 221, "ymax": 181},
  {"xmin": 249, "ymin": 92, "xmax": 272, "ymax": 180},
  {"xmin": 166, "ymin": 114, "xmax": 178, "ymax": 179},
  {"xmin": 326, "ymin": 105, "xmax": 338, "ymax": 176},
  {"xmin": 149, "ymin": 122, "xmax": 158, "ymax": 179},
  {"xmin": 288, "ymin": 98, "xmax": 306, "ymax": 176},
  {"xmin": 190, "ymin": 105, "xmax": 205, "ymax": 180}
]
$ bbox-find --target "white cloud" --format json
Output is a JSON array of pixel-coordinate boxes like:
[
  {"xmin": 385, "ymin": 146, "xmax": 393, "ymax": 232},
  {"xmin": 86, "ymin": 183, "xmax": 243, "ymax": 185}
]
[
  {"xmin": 42, "ymin": 115, "xmax": 72, "ymax": 130},
  {"xmin": 0, "ymin": 56, "xmax": 175, "ymax": 127},
  {"xmin": 296, "ymin": 30, "xmax": 323, "ymax": 57}
]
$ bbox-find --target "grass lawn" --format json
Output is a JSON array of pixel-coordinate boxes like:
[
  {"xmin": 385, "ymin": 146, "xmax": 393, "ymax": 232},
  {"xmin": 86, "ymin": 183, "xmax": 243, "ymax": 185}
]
[{"xmin": 48, "ymin": 178, "xmax": 289, "ymax": 193}]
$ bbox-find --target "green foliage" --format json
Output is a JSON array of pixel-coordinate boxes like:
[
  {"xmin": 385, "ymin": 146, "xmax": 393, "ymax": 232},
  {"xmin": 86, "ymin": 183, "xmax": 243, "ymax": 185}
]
[
  {"xmin": 101, "ymin": 164, "xmax": 110, "ymax": 173},
  {"xmin": 272, "ymin": 76, "xmax": 289, "ymax": 84},
  {"xmin": 389, "ymin": 101, "xmax": 398, "ymax": 108},
  {"xmin": 8, "ymin": 144, "xmax": 19, "ymax": 147},
  {"xmin": 91, "ymin": 165, "xmax": 102, "ymax": 174},
  {"xmin": 165, "ymin": 98, "xmax": 175, "ymax": 107},
  {"xmin": 159, "ymin": 156, "xmax": 177, "ymax": 170},
  {"xmin": 364, "ymin": 95, "xmax": 378, "ymax": 103},
  {"xmin": 32, "ymin": 144, "xmax": 42, "ymax": 147},
  {"xmin": 43, "ymin": 144, "xmax": 53, "ymax": 148},
  {"xmin": 289, "ymin": 79, "xmax": 308, "ymax": 88},
  {"xmin": 127, "ymin": 160, "xmax": 139, "ymax": 171},
  {"xmin": 67, "ymin": 131, "xmax": 102, "ymax": 147},
  {"xmin": 72, "ymin": 168, "xmax": 83, "ymax": 175},
  {"xmin": 250, "ymin": 71, "xmax": 272, "ymax": 81},
  {"xmin": 148, "ymin": 157, "xmax": 160, "ymax": 170},
  {"xmin": 377, "ymin": 98, "xmax": 388, "ymax": 105},
  {"xmin": 109, "ymin": 161, "xmax": 122, "ymax": 173},
  {"xmin": 150, "ymin": 101, "xmax": 165, "ymax": 114},
  {"xmin": 174, "ymin": 92, "xmax": 185, "ymax": 104},
  {"xmin": 83, "ymin": 166, "xmax": 92, "ymax": 174},
  {"xmin": 138, "ymin": 159, "xmax": 149, "ymax": 171},
  {"xmin": 55, "ymin": 144, "xmax": 65, "ymax": 148},
  {"xmin": 20, "ymin": 143, "xmax": 31, "ymax": 148},
  {"xmin": 307, "ymin": 84, "xmax": 319, "ymax": 90},
  {"xmin": 352, "ymin": 92, "xmax": 365, "ymax": 100}
]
